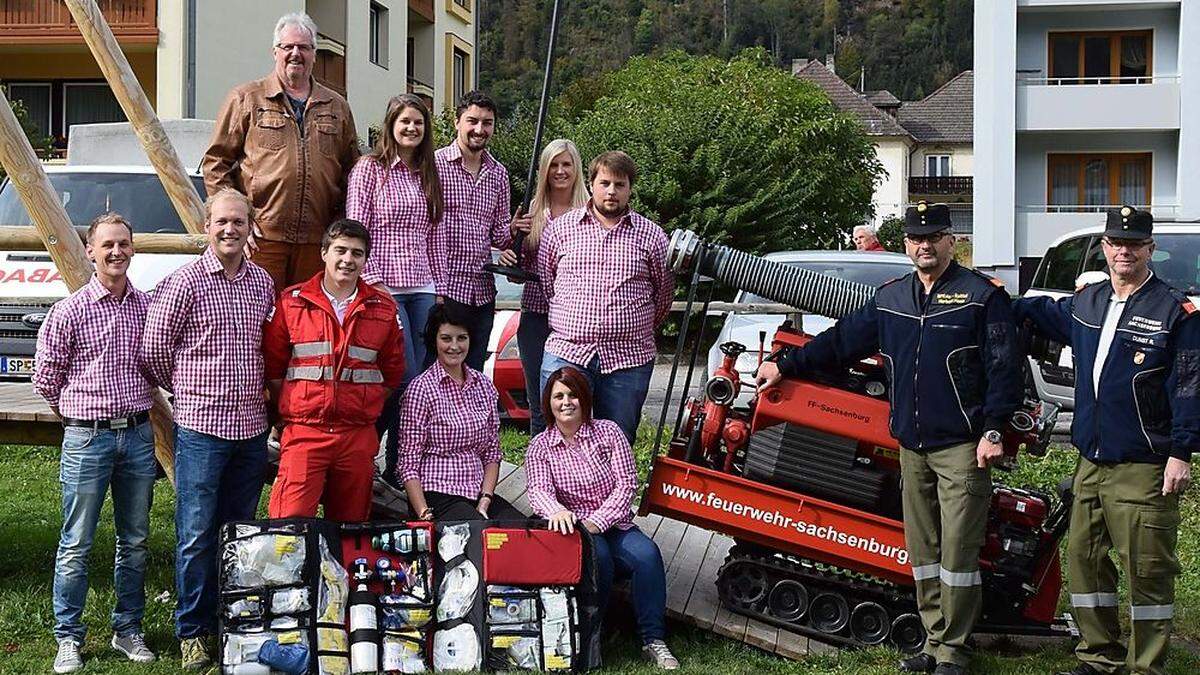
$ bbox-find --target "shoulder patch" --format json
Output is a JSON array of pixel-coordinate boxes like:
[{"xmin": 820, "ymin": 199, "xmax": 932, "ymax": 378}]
[
  {"xmin": 989, "ymin": 277, "xmax": 1005, "ymax": 288},
  {"xmin": 1183, "ymin": 300, "xmax": 1196, "ymax": 315}
]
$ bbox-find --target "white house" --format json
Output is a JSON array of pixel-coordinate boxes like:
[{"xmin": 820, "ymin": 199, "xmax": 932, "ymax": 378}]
[
  {"xmin": 794, "ymin": 60, "xmax": 974, "ymax": 233},
  {"xmin": 974, "ymin": 0, "xmax": 1200, "ymax": 288}
]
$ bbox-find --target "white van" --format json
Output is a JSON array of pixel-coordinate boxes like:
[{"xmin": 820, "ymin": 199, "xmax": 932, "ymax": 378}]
[{"xmin": 0, "ymin": 120, "xmax": 212, "ymax": 378}]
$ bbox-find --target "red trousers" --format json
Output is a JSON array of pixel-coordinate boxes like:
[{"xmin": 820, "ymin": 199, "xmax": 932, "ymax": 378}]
[{"xmin": 268, "ymin": 423, "xmax": 378, "ymax": 522}]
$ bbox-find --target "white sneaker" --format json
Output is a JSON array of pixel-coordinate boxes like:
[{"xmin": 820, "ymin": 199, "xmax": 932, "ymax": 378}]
[
  {"xmin": 642, "ymin": 639, "xmax": 680, "ymax": 670},
  {"xmin": 112, "ymin": 631, "xmax": 157, "ymax": 663},
  {"xmin": 53, "ymin": 638, "xmax": 83, "ymax": 674}
]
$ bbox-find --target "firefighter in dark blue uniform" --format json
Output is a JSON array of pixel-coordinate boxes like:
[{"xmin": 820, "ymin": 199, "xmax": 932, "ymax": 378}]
[
  {"xmin": 756, "ymin": 202, "xmax": 1023, "ymax": 675},
  {"xmin": 1016, "ymin": 206, "xmax": 1199, "ymax": 675}
]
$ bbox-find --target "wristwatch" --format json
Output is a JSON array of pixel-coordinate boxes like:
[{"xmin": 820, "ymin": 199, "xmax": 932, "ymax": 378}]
[
  {"xmin": 478, "ymin": 491, "xmax": 494, "ymax": 501},
  {"xmin": 983, "ymin": 429, "xmax": 1003, "ymax": 444}
]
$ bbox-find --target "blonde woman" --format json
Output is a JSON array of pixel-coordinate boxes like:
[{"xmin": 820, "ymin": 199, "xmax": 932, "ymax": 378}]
[{"xmin": 498, "ymin": 139, "xmax": 588, "ymax": 436}]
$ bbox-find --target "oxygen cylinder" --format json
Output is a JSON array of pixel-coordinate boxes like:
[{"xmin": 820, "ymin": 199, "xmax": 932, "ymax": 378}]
[{"xmin": 349, "ymin": 557, "xmax": 379, "ymax": 673}]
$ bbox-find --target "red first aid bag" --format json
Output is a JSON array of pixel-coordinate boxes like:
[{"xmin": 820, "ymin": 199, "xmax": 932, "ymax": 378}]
[{"xmin": 482, "ymin": 527, "xmax": 583, "ymax": 585}]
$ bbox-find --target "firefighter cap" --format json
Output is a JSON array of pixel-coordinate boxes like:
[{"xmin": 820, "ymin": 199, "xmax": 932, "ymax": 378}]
[
  {"xmin": 1102, "ymin": 205, "xmax": 1153, "ymax": 240},
  {"xmin": 904, "ymin": 201, "xmax": 952, "ymax": 236}
]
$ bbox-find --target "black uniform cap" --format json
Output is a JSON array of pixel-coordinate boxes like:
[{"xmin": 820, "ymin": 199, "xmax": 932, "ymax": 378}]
[
  {"xmin": 904, "ymin": 201, "xmax": 952, "ymax": 236},
  {"xmin": 1102, "ymin": 205, "xmax": 1153, "ymax": 240}
]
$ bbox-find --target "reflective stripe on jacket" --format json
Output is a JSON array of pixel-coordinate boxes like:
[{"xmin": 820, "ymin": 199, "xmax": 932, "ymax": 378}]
[{"xmin": 264, "ymin": 273, "xmax": 404, "ymax": 426}]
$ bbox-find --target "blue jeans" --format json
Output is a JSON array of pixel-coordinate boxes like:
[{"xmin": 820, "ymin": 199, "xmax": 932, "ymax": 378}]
[
  {"xmin": 174, "ymin": 426, "xmax": 268, "ymax": 638},
  {"xmin": 53, "ymin": 422, "xmax": 157, "ymax": 641},
  {"xmin": 592, "ymin": 526, "xmax": 666, "ymax": 643},
  {"xmin": 540, "ymin": 353, "xmax": 654, "ymax": 444},
  {"xmin": 517, "ymin": 311, "xmax": 550, "ymax": 436},
  {"xmin": 392, "ymin": 291, "xmax": 437, "ymax": 384}
]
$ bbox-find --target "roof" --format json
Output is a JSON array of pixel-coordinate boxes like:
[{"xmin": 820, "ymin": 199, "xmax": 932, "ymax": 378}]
[
  {"xmin": 866, "ymin": 90, "xmax": 901, "ymax": 108},
  {"xmin": 793, "ymin": 60, "xmax": 913, "ymax": 139},
  {"xmin": 896, "ymin": 71, "xmax": 973, "ymax": 143}
]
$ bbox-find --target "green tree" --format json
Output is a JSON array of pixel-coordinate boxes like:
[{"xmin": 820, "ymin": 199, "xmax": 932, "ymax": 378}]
[{"xmin": 453, "ymin": 49, "xmax": 881, "ymax": 256}]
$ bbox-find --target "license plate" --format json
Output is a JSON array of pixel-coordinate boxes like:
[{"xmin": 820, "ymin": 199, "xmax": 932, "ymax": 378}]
[{"xmin": 1, "ymin": 356, "xmax": 36, "ymax": 375}]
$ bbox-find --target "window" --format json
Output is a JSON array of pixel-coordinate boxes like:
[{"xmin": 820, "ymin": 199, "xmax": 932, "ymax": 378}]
[
  {"xmin": 63, "ymin": 83, "xmax": 125, "ymax": 135},
  {"xmin": 369, "ymin": 2, "xmax": 388, "ymax": 67},
  {"xmin": 1048, "ymin": 31, "xmax": 1151, "ymax": 84},
  {"xmin": 453, "ymin": 0, "xmax": 470, "ymax": 11},
  {"xmin": 1031, "ymin": 235, "xmax": 1089, "ymax": 291},
  {"xmin": 1047, "ymin": 153, "xmax": 1151, "ymax": 212},
  {"xmin": 7, "ymin": 83, "xmax": 52, "ymax": 138},
  {"xmin": 925, "ymin": 155, "xmax": 951, "ymax": 177},
  {"xmin": 0, "ymin": 173, "xmax": 207, "ymax": 234},
  {"xmin": 453, "ymin": 47, "xmax": 468, "ymax": 103}
]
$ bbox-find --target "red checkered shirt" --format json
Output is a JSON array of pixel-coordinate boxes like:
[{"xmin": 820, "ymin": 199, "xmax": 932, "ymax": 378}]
[
  {"xmin": 397, "ymin": 360, "xmax": 502, "ymax": 499},
  {"xmin": 525, "ymin": 419, "xmax": 637, "ymax": 532},
  {"xmin": 517, "ymin": 210, "xmax": 558, "ymax": 315},
  {"xmin": 538, "ymin": 205, "xmax": 674, "ymax": 373},
  {"xmin": 433, "ymin": 142, "xmax": 513, "ymax": 305},
  {"xmin": 33, "ymin": 276, "xmax": 154, "ymax": 419},
  {"xmin": 345, "ymin": 156, "xmax": 445, "ymax": 289},
  {"xmin": 141, "ymin": 249, "xmax": 276, "ymax": 440}
]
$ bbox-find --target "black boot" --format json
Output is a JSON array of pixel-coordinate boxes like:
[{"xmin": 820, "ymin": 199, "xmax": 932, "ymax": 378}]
[
  {"xmin": 933, "ymin": 664, "xmax": 965, "ymax": 675},
  {"xmin": 898, "ymin": 653, "xmax": 937, "ymax": 673}
]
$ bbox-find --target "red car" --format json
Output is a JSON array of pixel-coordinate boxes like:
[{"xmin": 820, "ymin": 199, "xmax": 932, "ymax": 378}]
[{"xmin": 484, "ymin": 260, "xmax": 531, "ymax": 423}]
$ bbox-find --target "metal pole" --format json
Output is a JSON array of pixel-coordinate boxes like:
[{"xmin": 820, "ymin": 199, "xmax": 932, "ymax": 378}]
[{"xmin": 484, "ymin": 0, "xmax": 563, "ymax": 282}]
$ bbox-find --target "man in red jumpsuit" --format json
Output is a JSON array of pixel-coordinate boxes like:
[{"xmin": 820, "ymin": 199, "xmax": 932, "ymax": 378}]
[{"xmin": 264, "ymin": 218, "xmax": 405, "ymax": 521}]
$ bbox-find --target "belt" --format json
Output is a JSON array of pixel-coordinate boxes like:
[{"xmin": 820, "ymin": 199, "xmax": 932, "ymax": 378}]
[{"xmin": 62, "ymin": 411, "xmax": 151, "ymax": 430}]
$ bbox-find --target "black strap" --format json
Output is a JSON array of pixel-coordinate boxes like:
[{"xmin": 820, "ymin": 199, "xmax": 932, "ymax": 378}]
[{"xmin": 61, "ymin": 410, "xmax": 150, "ymax": 429}]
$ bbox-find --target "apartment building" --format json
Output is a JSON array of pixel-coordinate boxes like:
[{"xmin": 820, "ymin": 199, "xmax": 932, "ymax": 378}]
[
  {"xmin": 974, "ymin": 0, "xmax": 1199, "ymax": 288},
  {"xmin": 794, "ymin": 60, "xmax": 975, "ymax": 233},
  {"xmin": 0, "ymin": 0, "xmax": 475, "ymax": 146}
]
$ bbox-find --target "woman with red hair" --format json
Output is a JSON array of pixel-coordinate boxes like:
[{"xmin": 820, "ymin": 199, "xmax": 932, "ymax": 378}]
[{"xmin": 524, "ymin": 366, "xmax": 679, "ymax": 670}]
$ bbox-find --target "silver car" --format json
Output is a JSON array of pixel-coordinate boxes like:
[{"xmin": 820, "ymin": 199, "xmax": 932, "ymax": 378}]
[{"xmin": 705, "ymin": 249, "xmax": 914, "ymax": 407}]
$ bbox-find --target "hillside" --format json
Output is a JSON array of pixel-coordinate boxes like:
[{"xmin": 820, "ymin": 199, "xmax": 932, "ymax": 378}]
[{"xmin": 479, "ymin": 0, "xmax": 973, "ymax": 115}]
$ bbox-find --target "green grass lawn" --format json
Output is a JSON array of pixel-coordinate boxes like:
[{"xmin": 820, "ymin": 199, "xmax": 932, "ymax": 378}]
[{"xmin": 2, "ymin": 436, "xmax": 1199, "ymax": 674}]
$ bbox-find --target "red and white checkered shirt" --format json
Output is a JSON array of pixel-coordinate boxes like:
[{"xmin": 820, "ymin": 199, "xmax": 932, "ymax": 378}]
[
  {"xmin": 397, "ymin": 360, "xmax": 502, "ymax": 498},
  {"xmin": 141, "ymin": 249, "xmax": 276, "ymax": 440},
  {"xmin": 433, "ymin": 142, "xmax": 513, "ymax": 306},
  {"xmin": 33, "ymin": 276, "xmax": 154, "ymax": 419},
  {"xmin": 517, "ymin": 210, "xmax": 558, "ymax": 315},
  {"xmin": 345, "ymin": 156, "xmax": 445, "ymax": 289},
  {"xmin": 538, "ymin": 205, "xmax": 674, "ymax": 373},
  {"xmin": 525, "ymin": 419, "xmax": 637, "ymax": 532}
]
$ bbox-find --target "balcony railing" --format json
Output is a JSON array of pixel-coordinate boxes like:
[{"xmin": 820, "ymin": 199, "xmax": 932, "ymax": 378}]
[
  {"xmin": 1018, "ymin": 204, "xmax": 1180, "ymax": 218},
  {"xmin": 908, "ymin": 176, "xmax": 973, "ymax": 195},
  {"xmin": 408, "ymin": 0, "xmax": 434, "ymax": 23},
  {"xmin": 0, "ymin": 0, "xmax": 157, "ymax": 44},
  {"xmin": 1017, "ymin": 74, "xmax": 1179, "ymax": 86}
]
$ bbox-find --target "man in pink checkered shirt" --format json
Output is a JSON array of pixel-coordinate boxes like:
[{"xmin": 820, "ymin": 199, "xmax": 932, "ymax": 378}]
[
  {"xmin": 140, "ymin": 189, "xmax": 276, "ymax": 668},
  {"xmin": 433, "ymin": 90, "xmax": 530, "ymax": 371},
  {"xmin": 537, "ymin": 151, "xmax": 674, "ymax": 443},
  {"xmin": 34, "ymin": 214, "xmax": 159, "ymax": 672}
]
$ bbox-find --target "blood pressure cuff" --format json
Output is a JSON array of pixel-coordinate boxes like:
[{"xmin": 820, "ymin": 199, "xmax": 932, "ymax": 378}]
[{"xmin": 482, "ymin": 527, "xmax": 583, "ymax": 586}]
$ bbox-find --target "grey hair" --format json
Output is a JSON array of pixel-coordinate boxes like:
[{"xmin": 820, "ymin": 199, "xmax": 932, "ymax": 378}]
[
  {"xmin": 853, "ymin": 224, "xmax": 876, "ymax": 236},
  {"xmin": 273, "ymin": 12, "xmax": 318, "ymax": 46}
]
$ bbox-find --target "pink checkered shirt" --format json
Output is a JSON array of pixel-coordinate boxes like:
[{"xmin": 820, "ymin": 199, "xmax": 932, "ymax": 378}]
[
  {"xmin": 33, "ymin": 276, "xmax": 154, "ymax": 419},
  {"xmin": 538, "ymin": 205, "xmax": 674, "ymax": 373},
  {"xmin": 397, "ymin": 360, "xmax": 502, "ymax": 499},
  {"xmin": 345, "ymin": 156, "xmax": 445, "ymax": 289},
  {"xmin": 433, "ymin": 142, "xmax": 513, "ymax": 306},
  {"xmin": 517, "ymin": 210, "xmax": 557, "ymax": 315},
  {"xmin": 525, "ymin": 419, "xmax": 637, "ymax": 532},
  {"xmin": 141, "ymin": 249, "xmax": 276, "ymax": 440}
]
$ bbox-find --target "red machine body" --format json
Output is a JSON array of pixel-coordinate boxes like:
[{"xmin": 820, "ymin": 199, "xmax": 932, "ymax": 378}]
[{"xmin": 642, "ymin": 324, "xmax": 1068, "ymax": 648}]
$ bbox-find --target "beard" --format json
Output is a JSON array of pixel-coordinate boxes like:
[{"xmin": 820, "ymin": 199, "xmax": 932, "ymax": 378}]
[{"xmin": 593, "ymin": 200, "xmax": 628, "ymax": 218}]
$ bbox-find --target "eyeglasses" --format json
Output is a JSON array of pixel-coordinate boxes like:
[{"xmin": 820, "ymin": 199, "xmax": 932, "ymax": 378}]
[
  {"xmin": 1102, "ymin": 237, "xmax": 1152, "ymax": 250},
  {"xmin": 275, "ymin": 42, "xmax": 315, "ymax": 53},
  {"xmin": 904, "ymin": 232, "xmax": 949, "ymax": 245}
]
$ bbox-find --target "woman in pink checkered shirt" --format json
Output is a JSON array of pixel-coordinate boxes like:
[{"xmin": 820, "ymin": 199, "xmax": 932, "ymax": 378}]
[
  {"xmin": 346, "ymin": 94, "xmax": 444, "ymax": 486},
  {"xmin": 525, "ymin": 366, "xmax": 680, "ymax": 669},
  {"xmin": 498, "ymin": 139, "xmax": 589, "ymax": 438},
  {"xmin": 397, "ymin": 304, "xmax": 524, "ymax": 522}
]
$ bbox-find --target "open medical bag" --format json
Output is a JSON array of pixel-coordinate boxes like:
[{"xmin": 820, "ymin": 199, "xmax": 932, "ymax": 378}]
[
  {"xmin": 218, "ymin": 518, "xmax": 350, "ymax": 675},
  {"xmin": 219, "ymin": 518, "xmax": 600, "ymax": 673}
]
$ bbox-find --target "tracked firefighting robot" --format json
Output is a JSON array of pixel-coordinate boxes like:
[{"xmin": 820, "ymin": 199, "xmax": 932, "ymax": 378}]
[{"xmin": 639, "ymin": 228, "xmax": 1072, "ymax": 653}]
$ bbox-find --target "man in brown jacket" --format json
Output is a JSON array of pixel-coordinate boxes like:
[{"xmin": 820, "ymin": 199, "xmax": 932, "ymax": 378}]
[{"xmin": 203, "ymin": 11, "xmax": 360, "ymax": 290}]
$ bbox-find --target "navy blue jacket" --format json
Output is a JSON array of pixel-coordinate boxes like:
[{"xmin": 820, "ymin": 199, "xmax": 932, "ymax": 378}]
[
  {"xmin": 777, "ymin": 261, "xmax": 1024, "ymax": 451},
  {"xmin": 1014, "ymin": 274, "xmax": 1200, "ymax": 463}
]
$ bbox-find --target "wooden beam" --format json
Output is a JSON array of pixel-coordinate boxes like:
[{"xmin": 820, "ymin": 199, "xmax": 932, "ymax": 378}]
[
  {"xmin": 62, "ymin": 0, "xmax": 206, "ymax": 235},
  {"xmin": 0, "ymin": 226, "xmax": 208, "ymax": 254},
  {"xmin": 0, "ymin": 89, "xmax": 176, "ymax": 484}
]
